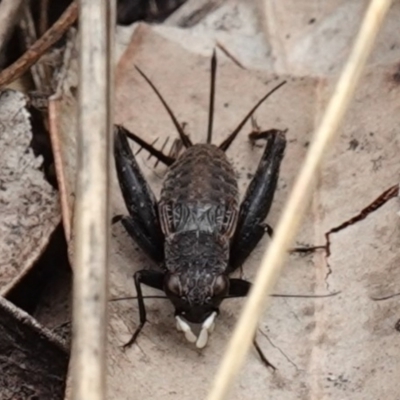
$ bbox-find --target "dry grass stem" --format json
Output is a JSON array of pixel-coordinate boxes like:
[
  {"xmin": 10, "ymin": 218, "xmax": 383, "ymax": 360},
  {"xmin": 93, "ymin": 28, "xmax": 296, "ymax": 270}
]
[{"xmin": 71, "ymin": 1, "xmax": 115, "ymax": 400}]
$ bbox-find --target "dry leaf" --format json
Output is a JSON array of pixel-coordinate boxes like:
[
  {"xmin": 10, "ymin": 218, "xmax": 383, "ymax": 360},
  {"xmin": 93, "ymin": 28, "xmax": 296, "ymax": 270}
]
[
  {"xmin": 157, "ymin": 0, "xmax": 273, "ymax": 70},
  {"xmin": 108, "ymin": 25, "xmax": 319, "ymax": 399},
  {"xmin": 0, "ymin": 294, "xmax": 69, "ymax": 399},
  {"xmin": 0, "ymin": 90, "xmax": 60, "ymax": 295},
  {"xmin": 52, "ymin": 6, "xmax": 400, "ymax": 398},
  {"xmin": 304, "ymin": 65, "xmax": 400, "ymax": 398},
  {"xmin": 262, "ymin": 0, "xmax": 400, "ymax": 75},
  {"xmin": 111, "ymin": 26, "xmax": 400, "ymax": 399}
]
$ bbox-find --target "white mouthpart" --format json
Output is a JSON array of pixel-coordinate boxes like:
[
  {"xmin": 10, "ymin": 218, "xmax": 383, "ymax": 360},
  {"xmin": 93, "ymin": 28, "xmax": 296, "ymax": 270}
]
[
  {"xmin": 196, "ymin": 328, "xmax": 208, "ymax": 349},
  {"xmin": 196, "ymin": 312, "xmax": 217, "ymax": 349},
  {"xmin": 176, "ymin": 312, "xmax": 218, "ymax": 348},
  {"xmin": 203, "ymin": 312, "xmax": 217, "ymax": 330},
  {"xmin": 175, "ymin": 316, "xmax": 197, "ymax": 343},
  {"xmin": 176, "ymin": 318, "xmax": 183, "ymax": 331}
]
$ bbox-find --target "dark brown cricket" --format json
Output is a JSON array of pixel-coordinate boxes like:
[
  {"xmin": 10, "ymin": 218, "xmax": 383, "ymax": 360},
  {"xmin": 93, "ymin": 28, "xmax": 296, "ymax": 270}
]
[{"xmin": 113, "ymin": 51, "xmax": 287, "ymax": 358}]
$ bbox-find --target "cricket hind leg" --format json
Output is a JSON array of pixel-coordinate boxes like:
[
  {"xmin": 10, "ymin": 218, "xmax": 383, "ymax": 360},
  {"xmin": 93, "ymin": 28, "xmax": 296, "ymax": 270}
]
[
  {"xmin": 116, "ymin": 124, "xmax": 176, "ymax": 167},
  {"xmin": 229, "ymin": 129, "xmax": 287, "ymax": 272},
  {"xmin": 122, "ymin": 270, "xmax": 165, "ymax": 349},
  {"xmin": 114, "ymin": 126, "xmax": 165, "ymax": 262}
]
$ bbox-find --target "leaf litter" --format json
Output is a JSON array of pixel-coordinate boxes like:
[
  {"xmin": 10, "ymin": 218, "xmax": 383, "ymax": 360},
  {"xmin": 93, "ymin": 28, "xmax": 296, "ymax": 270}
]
[{"xmin": 44, "ymin": 1, "xmax": 400, "ymax": 399}]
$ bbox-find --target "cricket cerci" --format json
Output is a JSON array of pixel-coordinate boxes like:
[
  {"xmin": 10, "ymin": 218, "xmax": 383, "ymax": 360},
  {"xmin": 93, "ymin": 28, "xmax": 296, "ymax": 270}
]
[{"xmin": 113, "ymin": 51, "xmax": 287, "ymax": 358}]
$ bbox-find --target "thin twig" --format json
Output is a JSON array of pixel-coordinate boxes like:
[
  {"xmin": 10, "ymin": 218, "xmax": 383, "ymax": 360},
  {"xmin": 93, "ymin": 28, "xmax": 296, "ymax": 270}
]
[
  {"xmin": 207, "ymin": 1, "xmax": 393, "ymax": 399},
  {"xmin": 0, "ymin": 1, "xmax": 78, "ymax": 88}
]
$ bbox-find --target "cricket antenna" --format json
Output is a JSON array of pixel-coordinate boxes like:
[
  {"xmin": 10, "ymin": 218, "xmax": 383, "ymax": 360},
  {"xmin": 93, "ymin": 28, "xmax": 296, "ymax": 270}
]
[
  {"xmin": 135, "ymin": 66, "xmax": 193, "ymax": 148},
  {"xmin": 109, "ymin": 295, "xmax": 168, "ymax": 302},
  {"xmin": 219, "ymin": 80, "xmax": 287, "ymax": 152},
  {"xmin": 206, "ymin": 49, "xmax": 217, "ymax": 144}
]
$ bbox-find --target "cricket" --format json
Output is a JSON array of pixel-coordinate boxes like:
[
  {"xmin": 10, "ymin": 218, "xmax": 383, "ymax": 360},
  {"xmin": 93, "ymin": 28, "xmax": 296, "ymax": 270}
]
[{"xmin": 113, "ymin": 50, "xmax": 287, "ymax": 363}]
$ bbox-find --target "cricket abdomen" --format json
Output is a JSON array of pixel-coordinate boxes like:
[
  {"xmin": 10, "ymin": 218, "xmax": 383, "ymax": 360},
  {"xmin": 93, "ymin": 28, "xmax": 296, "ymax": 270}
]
[
  {"xmin": 161, "ymin": 144, "xmax": 238, "ymax": 205},
  {"xmin": 159, "ymin": 144, "xmax": 239, "ymax": 238}
]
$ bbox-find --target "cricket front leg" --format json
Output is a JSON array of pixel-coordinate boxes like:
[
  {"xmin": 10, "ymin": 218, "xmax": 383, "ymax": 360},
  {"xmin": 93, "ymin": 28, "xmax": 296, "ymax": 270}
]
[
  {"xmin": 122, "ymin": 270, "xmax": 165, "ymax": 349},
  {"xmin": 229, "ymin": 129, "xmax": 286, "ymax": 272},
  {"xmin": 227, "ymin": 278, "xmax": 275, "ymax": 370}
]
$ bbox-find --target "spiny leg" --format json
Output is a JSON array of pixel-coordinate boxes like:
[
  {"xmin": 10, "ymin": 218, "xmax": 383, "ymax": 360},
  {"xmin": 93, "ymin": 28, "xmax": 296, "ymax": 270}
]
[
  {"xmin": 251, "ymin": 126, "xmax": 282, "ymax": 239},
  {"xmin": 114, "ymin": 126, "xmax": 165, "ymax": 260},
  {"xmin": 153, "ymin": 136, "xmax": 170, "ymax": 168},
  {"xmin": 122, "ymin": 270, "xmax": 165, "ymax": 349},
  {"xmin": 169, "ymin": 137, "xmax": 184, "ymax": 159},
  {"xmin": 229, "ymin": 129, "xmax": 287, "ymax": 272},
  {"xmin": 136, "ymin": 136, "xmax": 159, "ymax": 156},
  {"xmin": 116, "ymin": 124, "xmax": 175, "ymax": 166},
  {"xmin": 249, "ymin": 129, "xmax": 284, "ymax": 142},
  {"xmin": 248, "ymin": 117, "xmax": 263, "ymax": 149}
]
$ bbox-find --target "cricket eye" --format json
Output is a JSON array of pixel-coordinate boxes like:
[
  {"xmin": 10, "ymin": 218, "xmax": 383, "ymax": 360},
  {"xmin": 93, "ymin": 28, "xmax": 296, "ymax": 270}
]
[
  {"xmin": 166, "ymin": 274, "xmax": 182, "ymax": 296},
  {"xmin": 212, "ymin": 275, "xmax": 228, "ymax": 296}
]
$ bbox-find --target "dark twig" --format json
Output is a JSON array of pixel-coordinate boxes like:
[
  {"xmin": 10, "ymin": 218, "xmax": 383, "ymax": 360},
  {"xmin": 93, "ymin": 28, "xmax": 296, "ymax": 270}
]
[
  {"xmin": 0, "ymin": 1, "xmax": 78, "ymax": 88},
  {"xmin": 324, "ymin": 183, "xmax": 399, "ymax": 257},
  {"xmin": 371, "ymin": 292, "xmax": 400, "ymax": 301}
]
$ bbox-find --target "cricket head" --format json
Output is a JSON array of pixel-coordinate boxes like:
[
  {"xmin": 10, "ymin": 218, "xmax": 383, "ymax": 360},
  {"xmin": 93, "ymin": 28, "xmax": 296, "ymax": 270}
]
[
  {"xmin": 163, "ymin": 232, "xmax": 230, "ymax": 348},
  {"xmin": 164, "ymin": 270, "xmax": 229, "ymax": 348}
]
